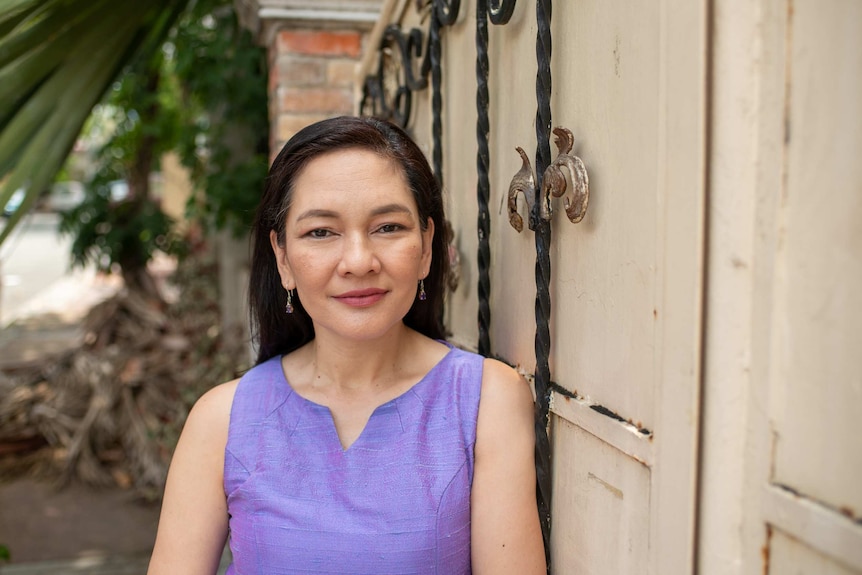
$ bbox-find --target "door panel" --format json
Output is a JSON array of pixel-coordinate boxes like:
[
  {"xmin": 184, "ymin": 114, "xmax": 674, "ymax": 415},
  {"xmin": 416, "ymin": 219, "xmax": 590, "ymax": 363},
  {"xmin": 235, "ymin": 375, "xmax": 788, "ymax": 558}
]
[
  {"xmin": 770, "ymin": 530, "xmax": 859, "ymax": 575},
  {"xmin": 770, "ymin": 0, "xmax": 862, "ymax": 515},
  {"xmin": 550, "ymin": 0, "xmax": 660, "ymax": 426},
  {"xmin": 548, "ymin": 0, "xmax": 707, "ymax": 572},
  {"xmin": 550, "ymin": 419, "xmax": 650, "ymax": 575},
  {"xmin": 700, "ymin": 0, "xmax": 862, "ymax": 572}
]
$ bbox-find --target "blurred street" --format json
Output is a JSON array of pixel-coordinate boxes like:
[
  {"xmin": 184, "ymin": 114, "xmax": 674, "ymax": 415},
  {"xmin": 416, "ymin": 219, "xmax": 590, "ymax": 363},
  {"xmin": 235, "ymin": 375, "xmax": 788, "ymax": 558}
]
[
  {"xmin": 0, "ymin": 212, "xmax": 74, "ymax": 326},
  {"xmin": 0, "ymin": 212, "xmax": 160, "ymax": 572},
  {"xmin": 0, "ymin": 212, "xmax": 122, "ymax": 370}
]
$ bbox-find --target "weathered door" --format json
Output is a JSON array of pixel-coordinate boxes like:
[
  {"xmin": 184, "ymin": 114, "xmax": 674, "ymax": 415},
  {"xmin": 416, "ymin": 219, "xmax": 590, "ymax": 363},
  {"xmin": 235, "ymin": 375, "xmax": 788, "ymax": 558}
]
[{"xmin": 698, "ymin": 0, "xmax": 862, "ymax": 573}]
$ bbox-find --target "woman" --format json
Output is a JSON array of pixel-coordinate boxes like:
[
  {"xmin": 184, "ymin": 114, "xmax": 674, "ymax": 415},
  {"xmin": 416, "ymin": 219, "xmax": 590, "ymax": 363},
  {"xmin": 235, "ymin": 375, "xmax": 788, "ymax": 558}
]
[{"xmin": 148, "ymin": 116, "xmax": 545, "ymax": 574}]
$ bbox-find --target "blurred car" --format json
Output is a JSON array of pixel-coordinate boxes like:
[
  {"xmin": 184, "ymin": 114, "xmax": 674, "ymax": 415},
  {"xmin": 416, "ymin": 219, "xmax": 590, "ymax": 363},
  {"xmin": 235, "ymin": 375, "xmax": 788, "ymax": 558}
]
[
  {"xmin": 46, "ymin": 181, "xmax": 85, "ymax": 212},
  {"xmin": 2, "ymin": 188, "xmax": 26, "ymax": 217}
]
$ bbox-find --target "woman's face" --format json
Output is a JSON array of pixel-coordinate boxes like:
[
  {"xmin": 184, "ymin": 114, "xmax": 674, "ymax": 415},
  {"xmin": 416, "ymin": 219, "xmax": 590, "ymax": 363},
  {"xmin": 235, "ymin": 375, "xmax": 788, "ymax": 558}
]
[{"xmin": 271, "ymin": 148, "xmax": 434, "ymax": 343}]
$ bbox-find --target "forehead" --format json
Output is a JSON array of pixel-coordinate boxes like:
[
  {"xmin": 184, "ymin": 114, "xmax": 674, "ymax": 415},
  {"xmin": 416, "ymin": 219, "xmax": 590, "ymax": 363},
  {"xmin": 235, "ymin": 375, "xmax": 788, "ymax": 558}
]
[{"xmin": 290, "ymin": 148, "xmax": 412, "ymax": 209}]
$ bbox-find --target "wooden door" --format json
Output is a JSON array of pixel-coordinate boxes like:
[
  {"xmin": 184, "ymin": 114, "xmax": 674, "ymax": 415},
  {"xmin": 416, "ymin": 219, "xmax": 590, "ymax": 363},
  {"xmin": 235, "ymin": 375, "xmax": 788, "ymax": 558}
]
[
  {"xmin": 537, "ymin": 2, "xmax": 707, "ymax": 573},
  {"xmin": 699, "ymin": 0, "xmax": 862, "ymax": 573},
  {"xmin": 436, "ymin": 1, "xmax": 708, "ymax": 572}
]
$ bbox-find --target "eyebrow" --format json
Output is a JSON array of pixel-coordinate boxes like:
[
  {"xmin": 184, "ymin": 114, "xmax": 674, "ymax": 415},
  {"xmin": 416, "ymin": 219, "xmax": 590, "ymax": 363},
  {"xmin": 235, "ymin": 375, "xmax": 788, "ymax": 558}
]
[{"xmin": 295, "ymin": 203, "xmax": 414, "ymax": 221}]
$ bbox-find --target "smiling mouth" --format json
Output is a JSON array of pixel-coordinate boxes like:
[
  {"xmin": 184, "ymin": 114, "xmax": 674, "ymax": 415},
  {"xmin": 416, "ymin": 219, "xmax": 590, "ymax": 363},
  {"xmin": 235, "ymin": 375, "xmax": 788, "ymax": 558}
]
[{"xmin": 333, "ymin": 289, "xmax": 387, "ymax": 307}]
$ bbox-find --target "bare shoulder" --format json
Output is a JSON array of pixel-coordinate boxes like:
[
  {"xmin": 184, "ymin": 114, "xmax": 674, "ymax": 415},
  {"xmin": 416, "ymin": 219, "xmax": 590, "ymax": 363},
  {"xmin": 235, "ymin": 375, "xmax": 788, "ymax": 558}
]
[
  {"xmin": 476, "ymin": 358, "xmax": 535, "ymax": 453},
  {"xmin": 182, "ymin": 379, "xmax": 240, "ymax": 438},
  {"xmin": 481, "ymin": 357, "xmax": 528, "ymax": 387},
  {"xmin": 479, "ymin": 358, "xmax": 534, "ymax": 421}
]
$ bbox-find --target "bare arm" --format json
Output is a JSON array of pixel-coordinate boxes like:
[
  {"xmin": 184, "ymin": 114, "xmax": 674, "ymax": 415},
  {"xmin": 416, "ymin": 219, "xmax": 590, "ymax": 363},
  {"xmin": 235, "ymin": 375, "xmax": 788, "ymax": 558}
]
[
  {"xmin": 147, "ymin": 380, "xmax": 238, "ymax": 575},
  {"xmin": 471, "ymin": 359, "xmax": 546, "ymax": 574}
]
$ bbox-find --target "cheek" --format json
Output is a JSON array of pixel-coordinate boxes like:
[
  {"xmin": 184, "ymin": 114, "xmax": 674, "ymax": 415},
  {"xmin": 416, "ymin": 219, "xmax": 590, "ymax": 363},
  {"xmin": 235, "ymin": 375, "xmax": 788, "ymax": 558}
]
[
  {"xmin": 392, "ymin": 240, "xmax": 424, "ymax": 266},
  {"xmin": 287, "ymin": 251, "xmax": 329, "ymax": 285}
]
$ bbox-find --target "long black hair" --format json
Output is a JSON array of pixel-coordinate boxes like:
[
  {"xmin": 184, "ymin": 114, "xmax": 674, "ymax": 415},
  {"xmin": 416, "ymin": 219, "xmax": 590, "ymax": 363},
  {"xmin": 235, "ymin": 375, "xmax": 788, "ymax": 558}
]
[{"xmin": 249, "ymin": 116, "xmax": 449, "ymax": 364}]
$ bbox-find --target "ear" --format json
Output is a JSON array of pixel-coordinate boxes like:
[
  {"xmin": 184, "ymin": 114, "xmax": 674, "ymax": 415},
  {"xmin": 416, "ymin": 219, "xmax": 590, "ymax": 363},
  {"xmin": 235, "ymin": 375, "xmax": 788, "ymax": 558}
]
[
  {"xmin": 420, "ymin": 217, "xmax": 435, "ymax": 279},
  {"xmin": 269, "ymin": 230, "xmax": 294, "ymax": 290}
]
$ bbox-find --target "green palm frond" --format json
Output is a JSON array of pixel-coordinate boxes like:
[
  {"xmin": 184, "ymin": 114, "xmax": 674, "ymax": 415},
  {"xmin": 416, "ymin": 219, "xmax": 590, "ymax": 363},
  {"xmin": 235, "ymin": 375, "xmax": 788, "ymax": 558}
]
[{"xmin": 0, "ymin": 0, "xmax": 191, "ymax": 244}]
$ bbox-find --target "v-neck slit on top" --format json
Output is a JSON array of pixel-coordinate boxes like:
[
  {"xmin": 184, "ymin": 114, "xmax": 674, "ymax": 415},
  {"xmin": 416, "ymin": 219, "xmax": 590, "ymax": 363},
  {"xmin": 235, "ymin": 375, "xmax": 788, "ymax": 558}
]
[{"xmin": 223, "ymin": 344, "xmax": 483, "ymax": 574}]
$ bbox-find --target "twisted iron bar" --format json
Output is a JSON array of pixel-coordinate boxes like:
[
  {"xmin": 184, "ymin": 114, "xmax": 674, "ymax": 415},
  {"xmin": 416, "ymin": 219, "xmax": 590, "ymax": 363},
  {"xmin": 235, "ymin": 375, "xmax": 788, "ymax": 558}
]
[
  {"xmin": 475, "ymin": 0, "xmax": 516, "ymax": 358},
  {"xmin": 428, "ymin": 0, "xmax": 460, "ymax": 331},
  {"xmin": 475, "ymin": 1, "xmax": 492, "ymax": 356},
  {"xmin": 425, "ymin": 0, "xmax": 462, "ymax": 183},
  {"xmin": 533, "ymin": 0, "xmax": 554, "ymax": 568},
  {"xmin": 429, "ymin": 8, "xmax": 444, "ymax": 184},
  {"xmin": 476, "ymin": 0, "xmax": 516, "ymax": 356},
  {"xmin": 429, "ymin": 0, "xmax": 461, "ymax": 183}
]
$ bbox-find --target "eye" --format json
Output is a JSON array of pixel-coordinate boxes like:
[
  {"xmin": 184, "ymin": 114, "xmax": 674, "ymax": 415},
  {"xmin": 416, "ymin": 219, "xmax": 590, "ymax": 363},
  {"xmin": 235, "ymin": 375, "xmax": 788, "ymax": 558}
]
[
  {"xmin": 377, "ymin": 223, "xmax": 405, "ymax": 234},
  {"xmin": 306, "ymin": 228, "xmax": 333, "ymax": 238}
]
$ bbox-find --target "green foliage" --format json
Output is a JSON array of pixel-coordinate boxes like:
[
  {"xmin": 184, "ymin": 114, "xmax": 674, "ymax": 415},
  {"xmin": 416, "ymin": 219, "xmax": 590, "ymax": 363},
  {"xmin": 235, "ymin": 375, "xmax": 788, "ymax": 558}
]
[
  {"xmin": 0, "ymin": 543, "xmax": 9, "ymax": 562},
  {"xmin": 1, "ymin": 0, "xmax": 268, "ymax": 279},
  {"xmin": 0, "ymin": 0, "xmax": 192, "ymax": 246},
  {"xmin": 60, "ymin": 0, "xmax": 268, "ymax": 280},
  {"xmin": 96, "ymin": 49, "xmax": 182, "ymax": 176},
  {"xmin": 59, "ymin": 174, "xmax": 179, "ymax": 275},
  {"xmin": 170, "ymin": 0, "xmax": 269, "ymax": 237},
  {"xmin": 60, "ymin": 43, "xmax": 183, "ymax": 278},
  {"xmin": 191, "ymin": 150, "xmax": 269, "ymax": 236}
]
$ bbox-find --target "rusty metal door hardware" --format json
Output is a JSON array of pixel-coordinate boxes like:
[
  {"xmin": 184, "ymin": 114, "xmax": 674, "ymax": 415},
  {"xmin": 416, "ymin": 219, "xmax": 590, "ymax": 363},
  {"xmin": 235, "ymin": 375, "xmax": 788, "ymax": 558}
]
[{"xmin": 507, "ymin": 126, "xmax": 590, "ymax": 232}]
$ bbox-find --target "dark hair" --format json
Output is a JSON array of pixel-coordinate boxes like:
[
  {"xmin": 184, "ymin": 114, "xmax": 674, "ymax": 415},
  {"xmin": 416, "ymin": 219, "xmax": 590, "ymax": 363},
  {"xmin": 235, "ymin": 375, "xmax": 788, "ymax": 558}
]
[{"xmin": 249, "ymin": 116, "xmax": 449, "ymax": 364}]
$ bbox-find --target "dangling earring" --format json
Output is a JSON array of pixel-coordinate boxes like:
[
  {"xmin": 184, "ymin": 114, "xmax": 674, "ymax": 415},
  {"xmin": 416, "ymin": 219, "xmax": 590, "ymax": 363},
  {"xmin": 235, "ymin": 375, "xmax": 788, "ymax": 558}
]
[
  {"xmin": 285, "ymin": 289, "xmax": 294, "ymax": 314},
  {"xmin": 418, "ymin": 279, "xmax": 427, "ymax": 301}
]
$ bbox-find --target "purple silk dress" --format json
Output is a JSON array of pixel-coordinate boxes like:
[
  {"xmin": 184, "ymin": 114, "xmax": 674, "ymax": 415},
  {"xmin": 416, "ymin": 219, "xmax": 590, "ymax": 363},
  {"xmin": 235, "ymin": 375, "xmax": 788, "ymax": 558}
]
[{"xmin": 223, "ymin": 344, "xmax": 483, "ymax": 574}]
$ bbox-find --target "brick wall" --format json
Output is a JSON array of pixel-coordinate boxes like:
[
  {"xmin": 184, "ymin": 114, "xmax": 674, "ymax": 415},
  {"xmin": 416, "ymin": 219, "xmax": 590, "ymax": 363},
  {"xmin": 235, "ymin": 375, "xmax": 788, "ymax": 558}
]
[{"xmin": 268, "ymin": 29, "xmax": 365, "ymax": 158}]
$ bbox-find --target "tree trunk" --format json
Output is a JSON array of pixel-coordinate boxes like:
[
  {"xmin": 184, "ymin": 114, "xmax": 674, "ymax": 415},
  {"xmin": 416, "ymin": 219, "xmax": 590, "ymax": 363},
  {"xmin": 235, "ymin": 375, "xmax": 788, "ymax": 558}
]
[{"xmin": 118, "ymin": 67, "xmax": 163, "ymax": 304}]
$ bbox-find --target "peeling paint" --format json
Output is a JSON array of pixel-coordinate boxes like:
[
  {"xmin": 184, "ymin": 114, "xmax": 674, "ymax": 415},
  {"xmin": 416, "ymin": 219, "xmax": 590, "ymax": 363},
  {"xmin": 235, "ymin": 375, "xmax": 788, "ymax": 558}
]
[
  {"xmin": 631, "ymin": 454, "xmax": 648, "ymax": 466},
  {"xmin": 551, "ymin": 382, "xmax": 577, "ymax": 400},
  {"xmin": 774, "ymin": 482, "xmax": 862, "ymax": 524},
  {"xmin": 761, "ymin": 524, "xmax": 773, "ymax": 575},
  {"xmin": 588, "ymin": 472, "xmax": 624, "ymax": 499},
  {"xmin": 549, "ymin": 382, "xmax": 654, "ymax": 437}
]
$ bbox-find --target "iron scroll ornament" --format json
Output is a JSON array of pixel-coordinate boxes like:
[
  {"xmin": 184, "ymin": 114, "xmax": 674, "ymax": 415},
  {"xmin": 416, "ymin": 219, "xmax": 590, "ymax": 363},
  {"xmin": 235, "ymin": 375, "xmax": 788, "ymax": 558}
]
[
  {"xmin": 488, "ymin": 0, "xmax": 517, "ymax": 24},
  {"xmin": 362, "ymin": 1, "xmax": 463, "ymax": 128},
  {"xmin": 508, "ymin": 126, "xmax": 590, "ymax": 232},
  {"xmin": 360, "ymin": 26, "xmax": 427, "ymax": 127},
  {"xmin": 428, "ymin": 0, "xmax": 461, "ymax": 25}
]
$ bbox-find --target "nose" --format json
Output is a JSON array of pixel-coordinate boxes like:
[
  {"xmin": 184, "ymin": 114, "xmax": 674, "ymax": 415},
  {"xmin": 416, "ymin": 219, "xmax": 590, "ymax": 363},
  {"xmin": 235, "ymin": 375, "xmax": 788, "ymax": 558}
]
[{"xmin": 337, "ymin": 233, "xmax": 380, "ymax": 276}]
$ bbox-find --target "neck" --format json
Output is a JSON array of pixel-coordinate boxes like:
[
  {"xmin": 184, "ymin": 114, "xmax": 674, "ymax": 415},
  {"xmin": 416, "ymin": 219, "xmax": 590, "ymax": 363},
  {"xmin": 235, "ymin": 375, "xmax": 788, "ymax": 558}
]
[{"xmin": 306, "ymin": 324, "xmax": 419, "ymax": 393}]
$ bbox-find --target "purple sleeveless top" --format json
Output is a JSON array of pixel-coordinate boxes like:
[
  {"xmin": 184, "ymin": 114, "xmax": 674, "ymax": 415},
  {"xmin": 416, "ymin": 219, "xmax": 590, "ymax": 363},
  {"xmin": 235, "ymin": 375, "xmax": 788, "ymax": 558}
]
[{"xmin": 223, "ymin": 344, "xmax": 483, "ymax": 574}]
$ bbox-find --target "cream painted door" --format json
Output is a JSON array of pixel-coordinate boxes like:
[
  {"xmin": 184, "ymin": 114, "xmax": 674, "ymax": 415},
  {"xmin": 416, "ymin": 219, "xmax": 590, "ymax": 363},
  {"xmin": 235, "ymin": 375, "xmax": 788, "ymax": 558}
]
[
  {"xmin": 438, "ymin": 1, "xmax": 708, "ymax": 573},
  {"xmin": 699, "ymin": 0, "xmax": 862, "ymax": 573},
  {"xmin": 541, "ymin": 2, "xmax": 706, "ymax": 573}
]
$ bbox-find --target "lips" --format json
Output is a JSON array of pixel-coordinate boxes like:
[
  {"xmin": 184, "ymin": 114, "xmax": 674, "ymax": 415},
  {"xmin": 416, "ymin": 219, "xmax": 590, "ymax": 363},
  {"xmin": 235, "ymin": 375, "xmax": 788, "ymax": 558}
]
[{"xmin": 332, "ymin": 288, "xmax": 388, "ymax": 307}]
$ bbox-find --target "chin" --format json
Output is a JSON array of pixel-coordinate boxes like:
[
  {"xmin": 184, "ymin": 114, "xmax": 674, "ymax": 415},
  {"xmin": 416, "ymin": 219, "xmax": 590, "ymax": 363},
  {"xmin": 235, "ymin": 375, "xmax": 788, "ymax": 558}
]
[{"xmin": 322, "ymin": 316, "xmax": 412, "ymax": 342}]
